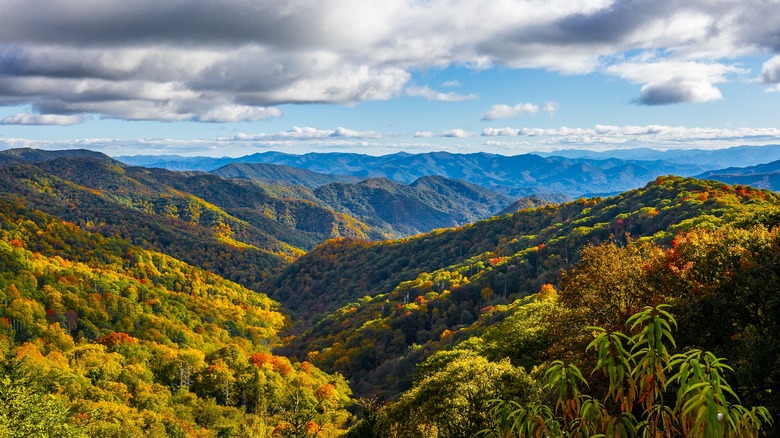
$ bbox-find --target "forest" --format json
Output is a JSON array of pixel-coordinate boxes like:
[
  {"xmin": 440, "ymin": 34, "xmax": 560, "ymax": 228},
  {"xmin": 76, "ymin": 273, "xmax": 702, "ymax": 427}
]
[{"xmin": 0, "ymin": 150, "xmax": 778, "ymax": 437}]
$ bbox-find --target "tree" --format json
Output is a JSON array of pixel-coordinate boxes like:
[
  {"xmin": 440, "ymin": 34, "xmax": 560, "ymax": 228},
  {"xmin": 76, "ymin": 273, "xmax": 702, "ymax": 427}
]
[
  {"xmin": 483, "ymin": 305, "xmax": 773, "ymax": 437},
  {"xmin": 387, "ymin": 351, "xmax": 536, "ymax": 437},
  {"xmin": 0, "ymin": 342, "xmax": 87, "ymax": 438}
]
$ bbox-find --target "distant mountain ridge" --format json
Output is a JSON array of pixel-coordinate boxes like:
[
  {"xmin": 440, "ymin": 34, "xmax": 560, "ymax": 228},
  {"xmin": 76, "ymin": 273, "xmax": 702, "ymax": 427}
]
[
  {"xmin": 119, "ymin": 150, "xmax": 703, "ymax": 197},
  {"xmin": 212, "ymin": 162, "xmax": 362, "ymax": 188},
  {"xmin": 310, "ymin": 175, "xmax": 514, "ymax": 236},
  {"xmin": 696, "ymin": 158, "xmax": 780, "ymax": 191},
  {"xmin": 535, "ymin": 144, "xmax": 780, "ymax": 169}
]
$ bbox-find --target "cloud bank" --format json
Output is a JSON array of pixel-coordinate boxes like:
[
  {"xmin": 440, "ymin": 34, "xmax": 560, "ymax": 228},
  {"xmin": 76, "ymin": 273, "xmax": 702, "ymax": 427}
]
[
  {"xmin": 0, "ymin": 0, "xmax": 779, "ymax": 122},
  {"xmin": 5, "ymin": 122, "xmax": 780, "ymax": 157}
]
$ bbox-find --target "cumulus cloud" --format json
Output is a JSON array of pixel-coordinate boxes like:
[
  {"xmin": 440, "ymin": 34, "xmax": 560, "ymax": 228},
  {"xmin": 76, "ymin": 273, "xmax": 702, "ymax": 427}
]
[
  {"xmin": 441, "ymin": 129, "xmax": 475, "ymax": 138},
  {"xmin": 406, "ymin": 85, "xmax": 476, "ymax": 102},
  {"xmin": 0, "ymin": 0, "xmax": 778, "ymax": 121},
  {"xmin": 637, "ymin": 80, "xmax": 723, "ymax": 105},
  {"xmin": 481, "ymin": 101, "xmax": 559, "ymax": 120},
  {"xmin": 1, "ymin": 113, "xmax": 83, "ymax": 125},
  {"xmin": 441, "ymin": 80, "xmax": 461, "ymax": 88},
  {"xmin": 414, "ymin": 131, "xmax": 435, "ymax": 138},
  {"xmin": 482, "ymin": 103, "xmax": 540, "ymax": 121},
  {"xmin": 607, "ymin": 60, "xmax": 745, "ymax": 105}
]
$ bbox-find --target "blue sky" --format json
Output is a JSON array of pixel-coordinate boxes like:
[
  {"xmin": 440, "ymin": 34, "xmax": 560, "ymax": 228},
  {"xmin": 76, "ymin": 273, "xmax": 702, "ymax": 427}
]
[{"xmin": 2, "ymin": 0, "xmax": 780, "ymax": 157}]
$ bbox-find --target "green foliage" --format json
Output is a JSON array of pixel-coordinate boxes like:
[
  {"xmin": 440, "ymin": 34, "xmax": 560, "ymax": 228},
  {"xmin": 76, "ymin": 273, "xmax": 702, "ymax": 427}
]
[
  {"xmin": 0, "ymin": 342, "xmax": 86, "ymax": 438},
  {"xmin": 485, "ymin": 306, "xmax": 773, "ymax": 437},
  {"xmin": 384, "ymin": 351, "xmax": 536, "ymax": 438},
  {"xmin": 277, "ymin": 177, "xmax": 780, "ymax": 402}
]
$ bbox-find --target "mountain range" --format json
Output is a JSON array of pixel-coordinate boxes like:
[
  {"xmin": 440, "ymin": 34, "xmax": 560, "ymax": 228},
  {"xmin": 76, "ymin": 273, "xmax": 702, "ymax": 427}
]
[
  {"xmin": 2, "ymin": 147, "xmax": 780, "ymax": 435},
  {"xmin": 535, "ymin": 144, "xmax": 780, "ymax": 169},
  {"xmin": 118, "ymin": 150, "xmax": 702, "ymax": 197}
]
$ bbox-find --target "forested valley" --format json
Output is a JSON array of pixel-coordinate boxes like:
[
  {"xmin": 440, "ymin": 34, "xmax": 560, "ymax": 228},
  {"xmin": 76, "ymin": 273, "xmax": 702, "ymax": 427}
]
[{"xmin": 1, "ymin": 148, "xmax": 779, "ymax": 437}]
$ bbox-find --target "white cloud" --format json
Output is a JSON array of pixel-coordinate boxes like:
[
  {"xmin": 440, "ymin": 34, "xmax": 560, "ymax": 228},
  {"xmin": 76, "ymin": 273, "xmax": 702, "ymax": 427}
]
[
  {"xmin": 482, "ymin": 124, "xmax": 780, "ymax": 146},
  {"xmin": 482, "ymin": 103, "xmax": 540, "ymax": 121},
  {"xmin": 1, "ymin": 113, "xmax": 83, "ymax": 125},
  {"xmin": 606, "ymin": 60, "xmax": 746, "ymax": 105},
  {"xmin": 196, "ymin": 105, "xmax": 282, "ymax": 123},
  {"xmin": 544, "ymin": 101, "xmax": 559, "ymax": 115},
  {"xmin": 406, "ymin": 85, "xmax": 476, "ymax": 102},
  {"xmin": 637, "ymin": 80, "xmax": 723, "ymax": 105},
  {"xmin": 482, "ymin": 127, "xmax": 522, "ymax": 136},
  {"xmin": 414, "ymin": 131, "xmax": 435, "ymax": 138},
  {"xmin": 441, "ymin": 80, "xmax": 461, "ymax": 88},
  {"xmin": 441, "ymin": 128, "xmax": 475, "ymax": 138}
]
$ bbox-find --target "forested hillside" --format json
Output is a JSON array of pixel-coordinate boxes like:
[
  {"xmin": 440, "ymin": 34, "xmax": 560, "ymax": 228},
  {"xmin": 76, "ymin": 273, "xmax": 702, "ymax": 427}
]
[
  {"xmin": 346, "ymin": 224, "xmax": 780, "ymax": 437},
  {"xmin": 267, "ymin": 176, "xmax": 778, "ymax": 325},
  {"xmin": 0, "ymin": 198, "xmax": 353, "ymax": 436},
  {"xmin": 214, "ymin": 163, "xmax": 515, "ymax": 237},
  {"xmin": 0, "ymin": 151, "xmax": 390, "ymax": 292},
  {"xmin": 266, "ymin": 177, "xmax": 780, "ymax": 436},
  {"xmin": 311, "ymin": 176, "xmax": 512, "ymax": 236}
]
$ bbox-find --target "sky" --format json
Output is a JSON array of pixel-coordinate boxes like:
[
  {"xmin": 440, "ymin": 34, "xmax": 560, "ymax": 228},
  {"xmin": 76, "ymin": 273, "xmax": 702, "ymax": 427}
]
[{"xmin": 1, "ymin": 0, "xmax": 780, "ymax": 157}]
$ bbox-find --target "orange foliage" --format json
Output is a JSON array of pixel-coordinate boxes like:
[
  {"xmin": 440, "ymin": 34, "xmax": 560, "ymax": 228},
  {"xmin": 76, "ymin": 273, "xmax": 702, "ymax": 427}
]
[
  {"xmin": 270, "ymin": 356, "xmax": 292, "ymax": 376},
  {"xmin": 316, "ymin": 383, "xmax": 337, "ymax": 401},
  {"xmin": 249, "ymin": 352, "xmax": 272, "ymax": 366},
  {"xmin": 306, "ymin": 421, "xmax": 320, "ymax": 434},
  {"xmin": 538, "ymin": 283, "xmax": 557, "ymax": 299},
  {"xmin": 98, "ymin": 331, "xmax": 137, "ymax": 348}
]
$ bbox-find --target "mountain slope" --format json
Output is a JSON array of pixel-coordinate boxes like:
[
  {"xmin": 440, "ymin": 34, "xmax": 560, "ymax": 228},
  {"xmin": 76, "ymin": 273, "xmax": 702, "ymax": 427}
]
[
  {"xmin": 0, "ymin": 195, "xmax": 354, "ymax": 435},
  {"xmin": 498, "ymin": 193, "xmax": 573, "ymax": 214},
  {"xmin": 409, "ymin": 175, "xmax": 515, "ymax": 220},
  {"xmin": 310, "ymin": 176, "xmax": 513, "ymax": 236},
  {"xmin": 0, "ymin": 153, "xmax": 383, "ymax": 291},
  {"xmin": 267, "ymin": 177, "xmax": 780, "ymax": 399},
  {"xmin": 0, "ymin": 147, "xmax": 109, "ymax": 165},
  {"xmin": 213, "ymin": 165, "xmax": 516, "ymax": 236},
  {"xmin": 211, "ymin": 162, "xmax": 362, "ymax": 188}
]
